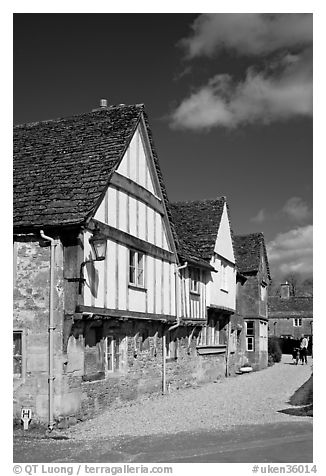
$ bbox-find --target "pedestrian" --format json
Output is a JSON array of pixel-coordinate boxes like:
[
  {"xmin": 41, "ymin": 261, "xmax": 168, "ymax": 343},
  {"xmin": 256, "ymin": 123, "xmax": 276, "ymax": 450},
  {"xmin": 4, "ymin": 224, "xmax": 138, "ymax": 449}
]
[
  {"xmin": 300, "ymin": 335, "xmax": 308, "ymax": 365},
  {"xmin": 292, "ymin": 347, "xmax": 300, "ymax": 365}
]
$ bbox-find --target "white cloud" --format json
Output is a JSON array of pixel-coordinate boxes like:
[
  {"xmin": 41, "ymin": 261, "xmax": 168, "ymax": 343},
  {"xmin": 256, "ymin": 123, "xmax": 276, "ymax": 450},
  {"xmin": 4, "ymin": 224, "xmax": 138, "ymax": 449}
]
[
  {"xmin": 251, "ymin": 209, "xmax": 266, "ymax": 223},
  {"xmin": 181, "ymin": 13, "xmax": 312, "ymax": 58},
  {"xmin": 171, "ymin": 14, "xmax": 312, "ymax": 131},
  {"xmin": 282, "ymin": 196, "xmax": 312, "ymax": 223},
  {"xmin": 171, "ymin": 49, "xmax": 312, "ymax": 130},
  {"xmin": 267, "ymin": 225, "xmax": 313, "ymax": 279}
]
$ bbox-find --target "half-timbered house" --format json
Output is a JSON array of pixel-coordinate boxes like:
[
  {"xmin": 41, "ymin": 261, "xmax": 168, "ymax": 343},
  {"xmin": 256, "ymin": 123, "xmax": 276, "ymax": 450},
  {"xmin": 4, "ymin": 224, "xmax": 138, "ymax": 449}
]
[
  {"xmin": 14, "ymin": 103, "xmax": 243, "ymax": 427},
  {"xmin": 170, "ymin": 198, "xmax": 239, "ymax": 375}
]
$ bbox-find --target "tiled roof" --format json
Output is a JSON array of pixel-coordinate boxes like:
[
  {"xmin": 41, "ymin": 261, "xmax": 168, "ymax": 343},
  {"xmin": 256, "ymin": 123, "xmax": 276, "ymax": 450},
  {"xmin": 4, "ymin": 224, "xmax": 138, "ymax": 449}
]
[
  {"xmin": 268, "ymin": 296, "xmax": 313, "ymax": 318},
  {"xmin": 170, "ymin": 198, "xmax": 227, "ymax": 265},
  {"xmin": 14, "ymin": 104, "xmax": 174, "ymax": 237},
  {"xmin": 233, "ymin": 233, "xmax": 271, "ymax": 279}
]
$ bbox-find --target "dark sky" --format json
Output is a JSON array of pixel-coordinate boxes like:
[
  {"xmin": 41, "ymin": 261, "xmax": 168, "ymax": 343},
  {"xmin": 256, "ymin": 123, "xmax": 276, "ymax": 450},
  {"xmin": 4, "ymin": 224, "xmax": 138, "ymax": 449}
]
[{"xmin": 13, "ymin": 13, "xmax": 313, "ymax": 279}]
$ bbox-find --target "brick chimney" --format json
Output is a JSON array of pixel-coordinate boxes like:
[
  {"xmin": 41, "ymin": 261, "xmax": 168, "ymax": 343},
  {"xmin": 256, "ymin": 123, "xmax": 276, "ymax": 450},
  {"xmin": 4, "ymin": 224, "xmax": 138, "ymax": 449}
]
[{"xmin": 280, "ymin": 281, "xmax": 290, "ymax": 299}]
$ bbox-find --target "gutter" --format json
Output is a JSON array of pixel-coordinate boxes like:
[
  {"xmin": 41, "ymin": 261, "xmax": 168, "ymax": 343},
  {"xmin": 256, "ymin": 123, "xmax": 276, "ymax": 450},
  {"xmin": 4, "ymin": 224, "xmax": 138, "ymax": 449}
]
[
  {"xmin": 162, "ymin": 262, "xmax": 188, "ymax": 395},
  {"xmin": 40, "ymin": 230, "xmax": 57, "ymax": 431}
]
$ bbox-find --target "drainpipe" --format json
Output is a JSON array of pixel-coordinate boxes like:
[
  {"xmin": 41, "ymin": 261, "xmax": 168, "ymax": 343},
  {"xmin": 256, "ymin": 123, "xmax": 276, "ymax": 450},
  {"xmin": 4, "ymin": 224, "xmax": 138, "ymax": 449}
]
[
  {"xmin": 40, "ymin": 230, "xmax": 56, "ymax": 431},
  {"xmin": 162, "ymin": 262, "xmax": 188, "ymax": 394},
  {"xmin": 225, "ymin": 315, "xmax": 232, "ymax": 377}
]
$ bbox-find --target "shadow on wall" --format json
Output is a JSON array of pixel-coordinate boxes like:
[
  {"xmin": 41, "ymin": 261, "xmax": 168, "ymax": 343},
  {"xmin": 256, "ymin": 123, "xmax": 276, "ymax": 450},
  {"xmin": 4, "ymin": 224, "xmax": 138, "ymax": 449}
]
[{"xmin": 85, "ymin": 252, "xmax": 99, "ymax": 298}]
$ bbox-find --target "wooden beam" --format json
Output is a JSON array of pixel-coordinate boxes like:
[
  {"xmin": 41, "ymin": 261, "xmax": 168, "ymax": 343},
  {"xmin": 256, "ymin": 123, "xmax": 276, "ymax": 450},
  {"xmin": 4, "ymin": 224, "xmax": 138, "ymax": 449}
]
[
  {"xmin": 110, "ymin": 172, "xmax": 164, "ymax": 215},
  {"xmin": 91, "ymin": 219, "xmax": 176, "ymax": 263},
  {"xmin": 76, "ymin": 305, "xmax": 176, "ymax": 322}
]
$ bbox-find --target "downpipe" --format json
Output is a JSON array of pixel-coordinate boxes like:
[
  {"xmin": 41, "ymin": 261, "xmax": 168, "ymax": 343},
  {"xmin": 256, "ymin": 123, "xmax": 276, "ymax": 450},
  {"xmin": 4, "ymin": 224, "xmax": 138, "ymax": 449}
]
[{"xmin": 40, "ymin": 230, "xmax": 56, "ymax": 431}]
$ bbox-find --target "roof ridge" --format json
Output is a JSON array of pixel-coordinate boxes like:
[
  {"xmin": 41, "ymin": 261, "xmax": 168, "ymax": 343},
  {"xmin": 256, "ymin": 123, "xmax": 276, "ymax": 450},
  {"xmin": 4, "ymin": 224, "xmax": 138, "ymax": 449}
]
[
  {"xmin": 14, "ymin": 103, "xmax": 144, "ymax": 129},
  {"xmin": 171, "ymin": 196, "xmax": 226, "ymax": 205},
  {"xmin": 235, "ymin": 231, "xmax": 264, "ymax": 239}
]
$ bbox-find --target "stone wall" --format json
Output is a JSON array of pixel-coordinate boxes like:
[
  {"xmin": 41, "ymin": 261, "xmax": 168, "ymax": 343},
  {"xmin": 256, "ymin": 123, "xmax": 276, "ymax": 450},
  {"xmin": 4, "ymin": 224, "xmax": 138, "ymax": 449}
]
[
  {"xmin": 227, "ymin": 313, "xmax": 248, "ymax": 374},
  {"xmin": 236, "ymin": 274, "xmax": 269, "ymax": 371},
  {"xmin": 13, "ymin": 238, "xmax": 67, "ymax": 423},
  {"xmin": 62, "ymin": 319, "xmax": 228, "ymax": 421}
]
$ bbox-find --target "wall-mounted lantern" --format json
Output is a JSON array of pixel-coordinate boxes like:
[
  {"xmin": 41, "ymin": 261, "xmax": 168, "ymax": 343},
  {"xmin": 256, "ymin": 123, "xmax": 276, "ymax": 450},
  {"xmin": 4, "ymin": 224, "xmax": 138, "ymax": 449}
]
[
  {"xmin": 89, "ymin": 226, "xmax": 107, "ymax": 261},
  {"xmin": 79, "ymin": 225, "xmax": 107, "ymax": 293}
]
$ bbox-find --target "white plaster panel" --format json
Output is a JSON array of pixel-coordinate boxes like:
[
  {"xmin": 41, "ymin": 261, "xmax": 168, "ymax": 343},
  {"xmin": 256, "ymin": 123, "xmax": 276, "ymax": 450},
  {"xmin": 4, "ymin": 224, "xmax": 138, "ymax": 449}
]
[
  {"xmin": 117, "ymin": 244, "xmax": 127, "ymax": 310},
  {"xmin": 155, "ymin": 211, "xmax": 162, "ymax": 248},
  {"xmin": 138, "ymin": 201, "xmax": 146, "ymax": 241},
  {"xmin": 146, "ymin": 255, "xmax": 154, "ymax": 314},
  {"xmin": 118, "ymin": 189, "xmax": 128, "ymax": 233},
  {"xmin": 147, "ymin": 207, "xmax": 155, "ymax": 244},
  {"xmin": 128, "ymin": 287, "xmax": 146, "ymax": 313},
  {"xmin": 154, "ymin": 258, "xmax": 162, "ymax": 314},
  {"xmin": 129, "ymin": 195, "xmax": 138, "ymax": 237},
  {"xmin": 106, "ymin": 239, "xmax": 116, "ymax": 309},
  {"xmin": 107, "ymin": 187, "xmax": 117, "ymax": 227}
]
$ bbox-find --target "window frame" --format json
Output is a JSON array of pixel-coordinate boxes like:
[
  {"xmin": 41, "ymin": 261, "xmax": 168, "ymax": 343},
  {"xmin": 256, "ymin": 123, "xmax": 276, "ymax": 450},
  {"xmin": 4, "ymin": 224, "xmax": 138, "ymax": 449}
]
[
  {"xmin": 13, "ymin": 329, "xmax": 26, "ymax": 380},
  {"xmin": 129, "ymin": 249, "xmax": 145, "ymax": 288},
  {"xmin": 190, "ymin": 267, "xmax": 200, "ymax": 294},
  {"xmin": 293, "ymin": 318, "xmax": 303, "ymax": 327},
  {"xmin": 246, "ymin": 336, "xmax": 254, "ymax": 351},
  {"xmin": 105, "ymin": 335, "xmax": 122, "ymax": 373},
  {"xmin": 245, "ymin": 321, "xmax": 255, "ymax": 352}
]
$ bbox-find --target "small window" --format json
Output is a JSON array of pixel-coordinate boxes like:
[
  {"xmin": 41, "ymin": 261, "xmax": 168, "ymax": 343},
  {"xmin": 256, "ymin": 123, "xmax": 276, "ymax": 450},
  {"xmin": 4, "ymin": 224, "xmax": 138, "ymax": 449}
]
[
  {"xmin": 293, "ymin": 318, "xmax": 302, "ymax": 327},
  {"xmin": 246, "ymin": 336, "xmax": 254, "ymax": 351},
  {"xmin": 13, "ymin": 331, "xmax": 23, "ymax": 378},
  {"xmin": 246, "ymin": 321, "xmax": 254, "ymax": 336},
  {"xmin": 190, "ymin": 268, "xmax": 200, "ymax": 293},
  {"xmin": 246, "ymin": 321, "xmax": 254, "ymax": 352},
  {"xmin": 129, "ymin": 250, "xmax": 145, "ymax": 287}
]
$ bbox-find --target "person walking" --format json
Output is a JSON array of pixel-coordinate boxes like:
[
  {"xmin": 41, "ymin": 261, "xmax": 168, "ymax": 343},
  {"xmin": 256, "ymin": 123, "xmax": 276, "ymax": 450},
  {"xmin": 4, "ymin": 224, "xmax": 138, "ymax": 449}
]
[{"xmin": 300, "ymin": 335, "xmax": 308, "ymax": 365}]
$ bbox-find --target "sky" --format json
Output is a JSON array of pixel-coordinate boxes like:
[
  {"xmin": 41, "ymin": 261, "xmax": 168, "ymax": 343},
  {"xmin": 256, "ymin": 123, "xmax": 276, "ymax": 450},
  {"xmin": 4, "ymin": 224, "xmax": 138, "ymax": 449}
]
[{"xmin": 13, "ymin": 13, "xmax": 313, "ymax": 282}]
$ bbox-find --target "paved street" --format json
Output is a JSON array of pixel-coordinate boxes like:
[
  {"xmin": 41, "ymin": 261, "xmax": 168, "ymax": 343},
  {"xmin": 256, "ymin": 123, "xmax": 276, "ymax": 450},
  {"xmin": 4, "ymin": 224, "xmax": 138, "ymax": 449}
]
[
  {"xmin": 14, "ymin": 421, "xmax": 312, "ymax": 463},
  {"xmin": 14, "ymin": 355, "xmax": 313, "ymax": 463}
]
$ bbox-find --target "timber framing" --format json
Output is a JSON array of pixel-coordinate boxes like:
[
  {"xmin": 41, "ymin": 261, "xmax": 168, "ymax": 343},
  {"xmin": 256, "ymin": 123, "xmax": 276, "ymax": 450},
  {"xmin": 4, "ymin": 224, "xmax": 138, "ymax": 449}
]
[
  {"xmin": 110, "ymin": 172, "xmax": 164, "ymax": 215},
  {"xmin": 76, "ymin": 305, "xmax": 176, "ymax": 322},
  {"xmin": 91, "ymin": 219, "xmax": 176, "ymax": 263}
]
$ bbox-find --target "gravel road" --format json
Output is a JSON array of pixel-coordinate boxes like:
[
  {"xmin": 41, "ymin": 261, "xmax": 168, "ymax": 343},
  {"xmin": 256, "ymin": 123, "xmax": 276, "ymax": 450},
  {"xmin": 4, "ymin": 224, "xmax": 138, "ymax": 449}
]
[{"xmin": 66, "ymin": 354, "xmax": 312, "ymax": 441}]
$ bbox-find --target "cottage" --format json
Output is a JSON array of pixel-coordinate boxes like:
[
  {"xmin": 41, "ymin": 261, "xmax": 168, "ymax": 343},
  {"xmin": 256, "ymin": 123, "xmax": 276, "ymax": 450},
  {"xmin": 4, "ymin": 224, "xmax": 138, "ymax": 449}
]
[
  {"xmin": 14, "ymin": 103, "xmax": 245, "ymax": 428},
  {"xmin": 268, "ymin": 282, "xmax": 313, "ymax": 353},
  {"xmin": 170, "ymin": 198, "xmax": 244, "ymax": 374},
  {"xmin": 233, "ymin": 233, "xmax": 271, "ymax": 370}
]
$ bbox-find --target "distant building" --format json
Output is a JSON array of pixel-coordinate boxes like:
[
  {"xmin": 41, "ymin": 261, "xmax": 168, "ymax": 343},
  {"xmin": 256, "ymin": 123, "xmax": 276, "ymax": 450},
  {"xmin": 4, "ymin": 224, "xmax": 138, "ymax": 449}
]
[
  {"xmin": 233, "ymin": 233, "xmax": 271, "ymax": 370},
  {"xmin": 268, "ymin": 282, "xmax": 313, "ymax": 346}
]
